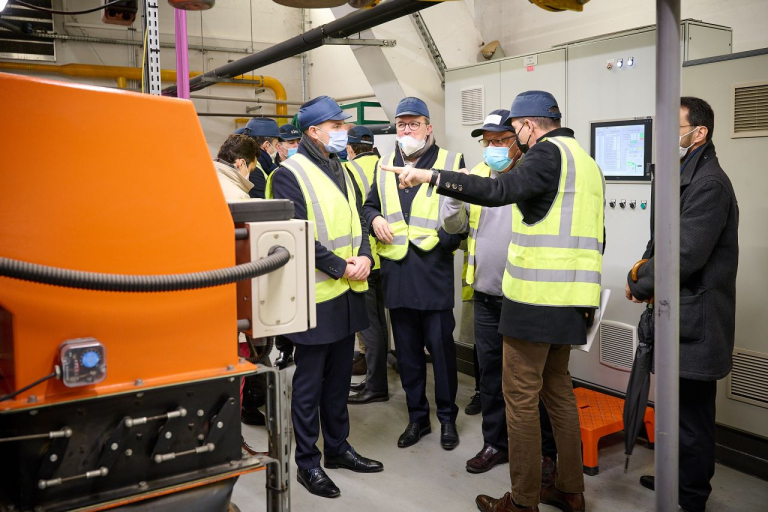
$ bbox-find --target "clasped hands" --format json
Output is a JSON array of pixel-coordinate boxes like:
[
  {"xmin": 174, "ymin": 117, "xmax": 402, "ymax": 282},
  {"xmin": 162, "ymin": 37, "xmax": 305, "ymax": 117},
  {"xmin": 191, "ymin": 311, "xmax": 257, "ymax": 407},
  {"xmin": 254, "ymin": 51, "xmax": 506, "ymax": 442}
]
[
  {"xmin": 380, "ymin": 164, "xmax": 470, "ymax": 190},
  {"xmin": 344, "ymin": 256, "xmax": 371, "ymax": 282}
]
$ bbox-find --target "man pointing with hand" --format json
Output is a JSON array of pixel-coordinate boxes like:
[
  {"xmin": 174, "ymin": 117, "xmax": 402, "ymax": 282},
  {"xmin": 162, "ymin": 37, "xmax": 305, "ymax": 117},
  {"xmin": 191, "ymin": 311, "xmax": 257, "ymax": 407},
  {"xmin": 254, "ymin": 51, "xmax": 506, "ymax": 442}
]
[{"xmin": 383, "ymin": 91, "xmax": 603, "ymax": 512}]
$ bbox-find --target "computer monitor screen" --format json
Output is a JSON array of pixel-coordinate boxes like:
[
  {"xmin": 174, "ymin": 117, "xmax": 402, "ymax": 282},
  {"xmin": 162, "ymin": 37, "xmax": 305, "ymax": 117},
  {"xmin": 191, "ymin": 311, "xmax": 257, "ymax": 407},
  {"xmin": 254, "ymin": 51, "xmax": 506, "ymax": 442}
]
[{"xmin": 590, "ymin": 118, "xmax": 652, "ymax": 181}]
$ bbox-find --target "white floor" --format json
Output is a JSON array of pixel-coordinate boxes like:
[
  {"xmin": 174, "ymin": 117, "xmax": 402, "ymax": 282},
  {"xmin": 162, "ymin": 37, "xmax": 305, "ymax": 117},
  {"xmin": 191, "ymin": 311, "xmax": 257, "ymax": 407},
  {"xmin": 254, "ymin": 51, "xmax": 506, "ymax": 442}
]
[{"xmin": 234, "ymin": 362, "xmax": 768, "ymax": 512}]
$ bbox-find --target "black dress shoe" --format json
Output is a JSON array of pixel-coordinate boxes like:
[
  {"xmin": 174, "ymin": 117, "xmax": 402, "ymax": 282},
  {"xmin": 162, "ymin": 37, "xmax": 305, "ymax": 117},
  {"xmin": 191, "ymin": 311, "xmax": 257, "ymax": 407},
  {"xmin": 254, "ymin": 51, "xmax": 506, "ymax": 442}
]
[
  {"xmin": 466, "ymin": 444, "xmax": 508, "ymax": 473},
  {"xmin": 324, "ymin": 448, "xmax": 383, "ymax": 473},
  {"xmin": 348, "ymin": 389, "xmax": 389, "ymax": 405},
  {"xmin": 441, "ymin": 422, "xmax": 459, "ymax": 450},
  {"xmin": 465, "ymin": 392, "xmax": 482, "ymax": 415},
  {"xmin": 640, "ymin": 475, "xmax": 655, "ymax": 491},
  {"xmin": 397, "ymin": 421, "xmax": 431, "ymax": 448},
  {"xmin": 297, "ymin": 467, "xmax": 340, "ymax": 498},
  {"xmin": 350, "ymin": 379, "xmax": 366, "ymax": 392},
  {"xmin": 275, "ymin": 350, "xmax": 294, "ymax": 370}
]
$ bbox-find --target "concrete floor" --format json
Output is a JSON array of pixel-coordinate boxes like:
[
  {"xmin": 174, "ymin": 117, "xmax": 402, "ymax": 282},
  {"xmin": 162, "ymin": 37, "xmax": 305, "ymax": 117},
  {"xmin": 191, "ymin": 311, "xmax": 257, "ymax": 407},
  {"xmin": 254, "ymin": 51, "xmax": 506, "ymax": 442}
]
[{"xmin": 234, "ymin": 363, "xmax": 768, "ymax": 512}]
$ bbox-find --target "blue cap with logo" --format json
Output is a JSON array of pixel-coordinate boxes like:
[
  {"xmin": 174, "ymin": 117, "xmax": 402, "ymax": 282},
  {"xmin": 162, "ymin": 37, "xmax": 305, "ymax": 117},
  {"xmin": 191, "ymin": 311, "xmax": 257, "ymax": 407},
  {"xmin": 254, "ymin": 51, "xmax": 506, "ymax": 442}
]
[
  {"xmin": 236, "ymin": 117, "xmax": 280, "ymax": 138},
  {"xmin": 297, "ymin": 95, "xmax": 351, "ymax": 131},
  {"xmin": 471, "ymin": 109, "xmax": 512, "ymax": 137},
  {"xmin": 504, "ymin": 90, "xmax": 562, "ymax": 125},
  {"xmin": 278, "ymin": 123, "xmax": 301, "ymax": 141},
  {"xmin": 395, "ymin": 97, "xmax": 430, "ymax": 119},
  {"xmin": 347, "ymin": 125, "xmax": 374, "ymax": 145}
]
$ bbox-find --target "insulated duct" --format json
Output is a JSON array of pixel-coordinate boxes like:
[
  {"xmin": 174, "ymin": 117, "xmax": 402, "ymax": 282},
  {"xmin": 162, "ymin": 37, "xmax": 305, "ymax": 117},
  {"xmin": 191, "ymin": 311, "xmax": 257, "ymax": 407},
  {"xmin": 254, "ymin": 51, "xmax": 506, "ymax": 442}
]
[{"xmin": 163, "ymin": 0, "xmax": 442, "ymax": 96}]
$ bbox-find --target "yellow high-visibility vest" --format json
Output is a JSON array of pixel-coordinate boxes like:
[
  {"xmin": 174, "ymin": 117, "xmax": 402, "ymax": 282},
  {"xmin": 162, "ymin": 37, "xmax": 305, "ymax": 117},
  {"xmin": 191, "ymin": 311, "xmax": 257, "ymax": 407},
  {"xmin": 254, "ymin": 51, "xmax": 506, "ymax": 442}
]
[
  {"xmin": 465, "ymin": 162, "xmax": 492, "ymax": 287},
  {"xmin": 344, "ymin": 154, "xmax": 381, "ymax": 270},
  {"xmin": 376, "ymin": 148, "xmax": 462, "ymax": 261},
  {"xmin": 267, "ymin": 154, "xmax": 368, "ymax": 303},
  {"xmin": 502, "ymin": 136, "xmax": 605, "ymax": 307}
]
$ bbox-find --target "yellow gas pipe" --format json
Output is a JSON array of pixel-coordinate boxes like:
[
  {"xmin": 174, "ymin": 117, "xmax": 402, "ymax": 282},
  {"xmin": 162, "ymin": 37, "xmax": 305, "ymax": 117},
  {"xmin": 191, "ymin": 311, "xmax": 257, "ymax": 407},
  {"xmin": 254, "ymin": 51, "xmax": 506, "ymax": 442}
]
[{"xmin": 0, "ymin": 62, "xmax": 288, "ymax": 121}]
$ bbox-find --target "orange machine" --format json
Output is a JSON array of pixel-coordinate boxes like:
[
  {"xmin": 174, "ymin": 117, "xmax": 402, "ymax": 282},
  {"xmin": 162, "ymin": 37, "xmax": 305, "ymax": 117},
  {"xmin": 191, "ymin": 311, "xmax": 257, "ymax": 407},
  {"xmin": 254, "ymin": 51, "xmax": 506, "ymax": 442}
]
[{"xmin": 0, "ymin": 72, "xmax": 292, "ymax": 511}]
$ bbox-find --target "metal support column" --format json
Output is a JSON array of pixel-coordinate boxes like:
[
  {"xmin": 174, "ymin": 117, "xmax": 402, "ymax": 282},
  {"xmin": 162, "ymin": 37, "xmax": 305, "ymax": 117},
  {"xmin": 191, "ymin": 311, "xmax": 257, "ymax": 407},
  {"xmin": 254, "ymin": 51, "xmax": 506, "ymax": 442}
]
[
  {"xmin": 410, "ymin": 12, "xmax": 446, "ymax": 86},
  {"xmin": 261, "ymin": 365, "xmax": 290, "ymax": 512},
  {"xmin": 142, "ymin": 0, "xmax": 161, "ymax": 95},
  {"xmin": 174, "ymin": 9, "xmax": 190, "ymax": 100},
  {"xmin": 654, "ymin": 0, "xmax": 681, "ymax": 510}
]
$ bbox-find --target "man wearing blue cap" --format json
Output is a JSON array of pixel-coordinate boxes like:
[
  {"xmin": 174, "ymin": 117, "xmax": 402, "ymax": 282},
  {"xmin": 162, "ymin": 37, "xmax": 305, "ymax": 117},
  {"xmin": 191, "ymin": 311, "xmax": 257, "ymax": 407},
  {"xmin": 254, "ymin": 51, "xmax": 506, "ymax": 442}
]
[
  {"xmin": 267, "ymin": 95, "xmax": 383, "ymax": 499},
  {"xmin": 343, "ymin": 125, "xmax": 389, "ymax": 405},
  {"xmin": 274, "ymin": 123, "xmax": 301, "ymax": 169},
  {"xmin": 384, "ymin": 91, "xmax": 601, "ymax": 512},
  {"xmin": 362, "ymin": 96, "xmax": 466, "ymax": 451},
  {"xmin": 235, "ymin": 117, "xmax": 280, "ymax": 199}
]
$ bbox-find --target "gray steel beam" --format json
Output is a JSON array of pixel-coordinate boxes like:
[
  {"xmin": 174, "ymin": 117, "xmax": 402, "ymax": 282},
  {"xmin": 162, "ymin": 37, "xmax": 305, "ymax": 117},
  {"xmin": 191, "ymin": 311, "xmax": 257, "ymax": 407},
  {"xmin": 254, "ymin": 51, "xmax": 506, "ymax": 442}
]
[{"xmin": 654, "ymin": 0, "xmax": 681, "ymax": 510}]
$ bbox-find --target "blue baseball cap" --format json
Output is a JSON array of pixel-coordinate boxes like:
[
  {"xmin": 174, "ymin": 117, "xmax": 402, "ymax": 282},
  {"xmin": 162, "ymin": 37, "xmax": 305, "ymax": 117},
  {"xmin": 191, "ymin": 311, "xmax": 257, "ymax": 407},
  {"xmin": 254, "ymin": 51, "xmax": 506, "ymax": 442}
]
[
  {"xmin": 504, "ymin": 90, "xmax": 562, "ymax": 125},
  {"xmin": 297, "ymin": 96, "xmax": 351, "ymax": 131},
  {"xmin": 347, "ymin": 125, "xmax": 374, "ymax": 145},
  {"xmin": 396, "ymin": 97, "xmax": 430, "ymax": 119},
  {"xmin": 471, "ymin": 109, "xmax": 513, "ymax": 137},
  {"xmin": 238, "ymin": 117, "xmax": 280, "ymax": 138},
  {"xmin": 278, "ymin": 123, "xmax": 301, "ymax": 141}
]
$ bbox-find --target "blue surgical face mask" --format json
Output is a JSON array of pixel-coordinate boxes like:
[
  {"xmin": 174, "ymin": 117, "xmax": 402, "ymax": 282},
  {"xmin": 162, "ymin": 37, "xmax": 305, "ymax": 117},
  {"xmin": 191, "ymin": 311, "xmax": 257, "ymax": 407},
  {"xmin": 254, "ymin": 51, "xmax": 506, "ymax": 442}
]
[
  {"xmin": 286, "ymin": 147, "xmax": 298, "ymax": 158},
  {"xmin": 484, "ymin": 146, "xmax": 513, "ymax": 172},
  {"xmin": 316, "ymin": 128, "xmax": 348, "ymax": 154}
]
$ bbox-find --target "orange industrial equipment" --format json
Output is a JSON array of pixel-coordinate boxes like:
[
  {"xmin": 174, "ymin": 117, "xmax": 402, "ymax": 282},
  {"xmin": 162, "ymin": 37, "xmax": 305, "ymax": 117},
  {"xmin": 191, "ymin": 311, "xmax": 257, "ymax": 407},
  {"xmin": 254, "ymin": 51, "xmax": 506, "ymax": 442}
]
[{"xmin": 0, "ymin": 72, "xmax": 287, "ymax": 511}]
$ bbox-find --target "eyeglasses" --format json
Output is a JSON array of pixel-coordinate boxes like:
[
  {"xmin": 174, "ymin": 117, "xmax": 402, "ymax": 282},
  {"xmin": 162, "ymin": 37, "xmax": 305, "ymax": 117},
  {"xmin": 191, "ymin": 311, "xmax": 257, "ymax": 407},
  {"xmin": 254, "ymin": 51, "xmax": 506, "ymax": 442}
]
[
  {"xmin": 479, "ymin": 135, "xmax": 516, "ymax": 148},
  {"xmin": 396, "ymin": 121, "xmax": 425, "ymax": 131}
]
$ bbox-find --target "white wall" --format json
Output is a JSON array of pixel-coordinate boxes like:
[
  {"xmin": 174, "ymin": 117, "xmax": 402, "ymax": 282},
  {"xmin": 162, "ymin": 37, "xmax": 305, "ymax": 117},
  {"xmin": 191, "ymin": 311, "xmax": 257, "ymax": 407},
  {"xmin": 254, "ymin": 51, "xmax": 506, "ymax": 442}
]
[{"xmin": 472, "ymin": 0, "xmax": 768, "ymax": 58}]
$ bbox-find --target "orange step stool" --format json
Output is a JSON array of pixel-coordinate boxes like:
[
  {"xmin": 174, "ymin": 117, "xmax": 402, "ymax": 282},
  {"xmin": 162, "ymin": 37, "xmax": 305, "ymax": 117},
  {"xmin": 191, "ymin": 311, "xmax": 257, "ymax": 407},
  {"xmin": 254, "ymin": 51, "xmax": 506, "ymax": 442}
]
[{"xmin": 574, "ymin": 387, "xmax": 655, "ymax": 475}]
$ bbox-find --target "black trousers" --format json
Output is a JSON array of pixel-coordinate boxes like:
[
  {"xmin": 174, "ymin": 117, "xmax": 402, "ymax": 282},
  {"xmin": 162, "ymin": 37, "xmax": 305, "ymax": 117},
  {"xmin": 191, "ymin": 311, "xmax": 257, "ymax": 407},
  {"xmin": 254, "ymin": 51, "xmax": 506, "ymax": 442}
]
[
  {"xmin": 292, "ymin": 336, "xmax": 354, "ymax": 470},
  {"xmin": 359, "ymin": 270, "xmax": 389, "ymax": 393},
  {"xmin": 474, "ymin": 292, "xmax": 557, "ymax": 458},
  {"xmin": 390, "ymin": 308, "xmax": 458, "ymax": 424},
  {"xmin": 679, "ymin": 377, "xmax": 717, "ymax": 512},
  {"xmin": 275, "ymin": 335, "xmax": 293, "ymax": 354}
]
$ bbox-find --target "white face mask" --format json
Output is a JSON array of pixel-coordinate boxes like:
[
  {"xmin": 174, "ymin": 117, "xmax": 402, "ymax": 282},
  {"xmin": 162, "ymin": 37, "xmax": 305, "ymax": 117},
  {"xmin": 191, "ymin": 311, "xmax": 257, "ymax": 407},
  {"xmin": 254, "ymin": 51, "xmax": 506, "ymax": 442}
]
[
  {"xmin": 397, "ymin": 135, "xmax": 426, "ymax": 157},
  {"xmin": 679, "ymin": 127, "xmax": 698, "ymax": 160}
]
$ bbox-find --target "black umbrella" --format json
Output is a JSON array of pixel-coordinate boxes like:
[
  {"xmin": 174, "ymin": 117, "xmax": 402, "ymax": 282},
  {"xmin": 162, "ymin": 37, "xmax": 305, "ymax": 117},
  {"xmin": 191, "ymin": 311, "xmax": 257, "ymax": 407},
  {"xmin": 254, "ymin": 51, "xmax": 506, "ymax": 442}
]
[{"xmin": 623, "ymin": 259, "xmax": 654, "ymax": 472}]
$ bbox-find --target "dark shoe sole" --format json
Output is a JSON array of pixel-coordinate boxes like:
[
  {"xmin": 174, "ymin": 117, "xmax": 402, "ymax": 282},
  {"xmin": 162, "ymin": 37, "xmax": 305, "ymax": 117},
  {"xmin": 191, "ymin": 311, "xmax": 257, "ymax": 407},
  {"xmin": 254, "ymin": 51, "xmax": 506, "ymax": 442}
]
[
  {"xmin": 464, "ymin": 407, "xmax": 481, "ymax": 416},
  {"xmin": 475, "ymin": 497, "xmax": 488, "ymax": 512},
  {"xmin": 466, "ymin": 457, "xmax": 508, "ymax": 474},
  {"xmin": 347, "ymin": 395, "xmax": 389, "ymax": 405},
  {"xmin": 324, "ymin": 462, "xmax": 384, "ymax": 473},
  {"xmin": 397, "ymin": 426, "xmax": 432, "ymax": 448},
  {"xmin": 296, "ymin": 475, "xmax": 340, "ymax": 498},
  {"xmin": 441, "ymin": 439, "xmax": 460, "ymax": 450}
]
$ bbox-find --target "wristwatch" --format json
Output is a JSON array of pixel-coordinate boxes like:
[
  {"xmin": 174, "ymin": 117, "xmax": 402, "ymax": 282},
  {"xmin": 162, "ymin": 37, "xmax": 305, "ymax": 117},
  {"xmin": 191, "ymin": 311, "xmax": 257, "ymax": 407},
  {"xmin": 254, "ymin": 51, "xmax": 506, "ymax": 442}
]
[{"xmin": 429, "ymin": 169, "xmax": 439, "ymax": 187}]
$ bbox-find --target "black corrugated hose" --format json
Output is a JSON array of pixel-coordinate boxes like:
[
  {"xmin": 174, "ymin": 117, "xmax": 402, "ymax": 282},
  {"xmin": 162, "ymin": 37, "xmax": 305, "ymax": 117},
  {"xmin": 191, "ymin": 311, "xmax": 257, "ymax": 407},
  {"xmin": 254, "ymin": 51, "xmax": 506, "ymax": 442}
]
[{"xmin": 0, "ymin": 246, "xmax": 290, "ymax": 293}]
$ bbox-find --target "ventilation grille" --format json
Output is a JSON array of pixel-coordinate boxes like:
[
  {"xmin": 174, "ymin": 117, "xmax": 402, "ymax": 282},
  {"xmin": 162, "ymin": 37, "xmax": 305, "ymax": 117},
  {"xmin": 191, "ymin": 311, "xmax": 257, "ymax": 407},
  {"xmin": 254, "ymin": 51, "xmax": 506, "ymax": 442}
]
[
  {"xmin": 728, "ymin": 349, "xmax": 768, "ymax": 409},
  {"xmin": 0, "ymin": 0, "xmax": 55, "ymax": 62},
  {"xmin": 733, "ymin": 82, "xmax": 768, "ymax": 138},
  {"xmin": 460, "ymin": 86, "xmax": 484, "ymax": 125},
  {"xmin": 599, "ymin": 321, "xmax": 636, "ymax": 372}
]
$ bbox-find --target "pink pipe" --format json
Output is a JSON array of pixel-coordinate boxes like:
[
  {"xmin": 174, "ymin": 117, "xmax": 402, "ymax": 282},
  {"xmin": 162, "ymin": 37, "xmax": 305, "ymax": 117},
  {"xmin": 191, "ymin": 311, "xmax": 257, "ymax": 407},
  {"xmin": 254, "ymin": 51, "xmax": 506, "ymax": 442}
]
[{"xmin": 174, "ymin": 9, "xmax": 190, "ymax": 99}]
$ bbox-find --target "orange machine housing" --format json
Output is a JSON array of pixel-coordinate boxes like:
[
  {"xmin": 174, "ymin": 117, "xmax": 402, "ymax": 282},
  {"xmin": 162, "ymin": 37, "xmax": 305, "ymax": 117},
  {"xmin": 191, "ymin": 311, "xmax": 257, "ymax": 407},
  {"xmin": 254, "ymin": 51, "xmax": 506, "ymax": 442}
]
[{"xmin": 0, "ymin": 72, "xmax": 254, "ymax": 410}]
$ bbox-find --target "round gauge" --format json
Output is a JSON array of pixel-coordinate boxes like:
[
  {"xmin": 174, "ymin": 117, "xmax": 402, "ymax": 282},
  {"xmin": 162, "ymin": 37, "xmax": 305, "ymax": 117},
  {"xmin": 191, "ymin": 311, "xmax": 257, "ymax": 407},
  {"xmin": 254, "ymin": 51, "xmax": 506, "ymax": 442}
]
[{"xmin": 81, "ymin": 350, "xmax": 101, "ymax": 369}]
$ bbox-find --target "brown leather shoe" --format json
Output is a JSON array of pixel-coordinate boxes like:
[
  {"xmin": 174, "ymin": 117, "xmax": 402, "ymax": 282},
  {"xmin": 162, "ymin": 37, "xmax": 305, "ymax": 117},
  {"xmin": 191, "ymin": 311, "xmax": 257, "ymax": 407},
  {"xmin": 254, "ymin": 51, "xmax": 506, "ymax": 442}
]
[
  {"xmin": 541, "ymin": 456, "xmax": 556, "ymax": 487},
  {"xmin": 467, "ymin": 444, "xmax": 509, "ymax": 474},
  {"xmin": 352, "ymin": 353, "xmax": 367, "ymax": 376},
  {"xmin": 476, "ymin": 492, "xmax": 539, "ymax": 511},
  {"xmin": 540, "ymin": 485, "xmax": 585, "ymax": 512}
]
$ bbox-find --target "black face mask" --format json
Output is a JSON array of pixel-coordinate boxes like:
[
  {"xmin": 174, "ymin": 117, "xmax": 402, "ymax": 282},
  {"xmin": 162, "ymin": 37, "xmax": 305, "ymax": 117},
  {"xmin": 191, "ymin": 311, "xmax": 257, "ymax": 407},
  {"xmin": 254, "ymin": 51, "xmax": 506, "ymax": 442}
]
[{"xmin": 517, "ymin": 122, "xmax": 533, "ymax": 154}]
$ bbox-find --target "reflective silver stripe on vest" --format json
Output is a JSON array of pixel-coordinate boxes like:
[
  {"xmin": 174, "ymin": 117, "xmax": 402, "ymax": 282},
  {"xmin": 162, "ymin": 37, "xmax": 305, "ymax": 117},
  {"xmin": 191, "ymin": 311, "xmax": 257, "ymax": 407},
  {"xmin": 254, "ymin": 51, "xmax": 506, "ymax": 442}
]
[
  {"xmin": 440, "ymin": 151, "xmax": 458, "ymax": 170},
  {"xmin": 316, "ymin": 271, "xmax": 332, "ymax": 283},
  {"xmin": 505, "ymin": 260, "xmax": 601, "ymax": 284},
  {"xmin": 511, "ymin": 138, "xmax": 602, "ymax": 252},
  {"xmin": 468, "ymin": 225, "xmax": 478, "ymax": 266},
  {"xmin": 387, "ymin": 210, "xmax": 405, "ymax": 224},
  {"xmin": 282, "ymin": 158, "xmax": 331, "ymax": 246},
  {"xmin": 409, "ymin": 216, "xmax": 440, "ymax": 229},
  {"xmin": 348, "ymin": 160, "xmax": 370, "ymax": 196}
]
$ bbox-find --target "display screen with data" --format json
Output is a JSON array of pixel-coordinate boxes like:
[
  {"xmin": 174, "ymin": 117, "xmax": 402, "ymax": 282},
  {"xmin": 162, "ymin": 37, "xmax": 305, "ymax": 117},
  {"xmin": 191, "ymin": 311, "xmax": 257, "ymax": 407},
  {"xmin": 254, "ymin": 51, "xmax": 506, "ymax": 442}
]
[{"xmin": 590, "ymin": 118, "xmax": 653, "ymax": 181}]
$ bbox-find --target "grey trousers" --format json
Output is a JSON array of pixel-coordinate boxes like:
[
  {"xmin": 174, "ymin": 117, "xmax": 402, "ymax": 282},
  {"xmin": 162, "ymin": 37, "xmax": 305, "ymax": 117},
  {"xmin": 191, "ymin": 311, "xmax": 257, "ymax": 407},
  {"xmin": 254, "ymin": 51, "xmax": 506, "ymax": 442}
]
[{"xmin": 360, "ymin": 270, "xmax": 389, "ymax": 393}]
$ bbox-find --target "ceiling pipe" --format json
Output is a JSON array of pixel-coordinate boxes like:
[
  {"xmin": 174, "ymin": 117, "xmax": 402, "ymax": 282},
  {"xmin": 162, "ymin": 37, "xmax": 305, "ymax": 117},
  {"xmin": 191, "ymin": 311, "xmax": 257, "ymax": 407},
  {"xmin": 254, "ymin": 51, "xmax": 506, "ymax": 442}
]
[
  {"xmin": 0, "ymin": 62, "xmax": 288, "ymax": 120},
  {"xmin": 163, "ymin": 0, "xmax": 442, "ymax": 96}
]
